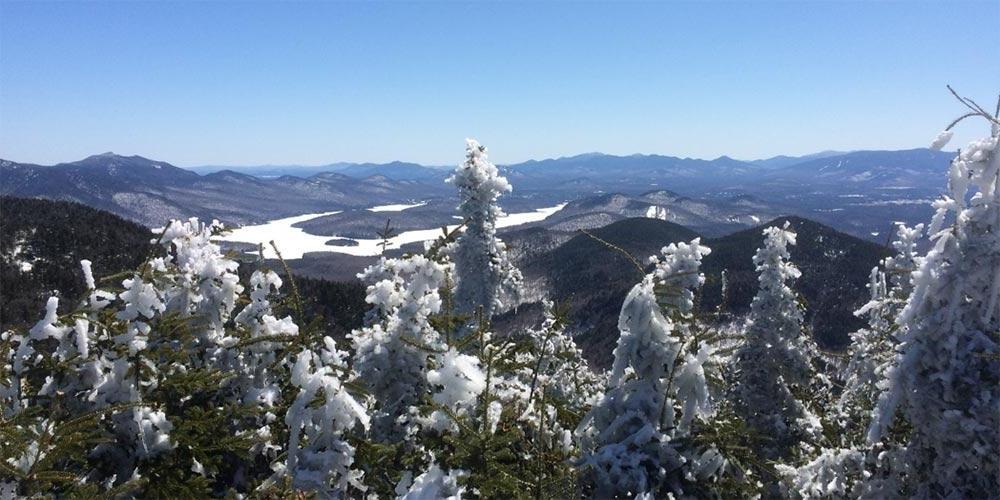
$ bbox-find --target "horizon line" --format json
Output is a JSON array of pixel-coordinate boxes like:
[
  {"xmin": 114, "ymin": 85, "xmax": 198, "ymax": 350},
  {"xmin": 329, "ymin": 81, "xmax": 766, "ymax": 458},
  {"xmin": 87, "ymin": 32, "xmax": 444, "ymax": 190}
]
[{"xmin": 1, "ymin": 146, "xmax": 951, "ymax": 171}]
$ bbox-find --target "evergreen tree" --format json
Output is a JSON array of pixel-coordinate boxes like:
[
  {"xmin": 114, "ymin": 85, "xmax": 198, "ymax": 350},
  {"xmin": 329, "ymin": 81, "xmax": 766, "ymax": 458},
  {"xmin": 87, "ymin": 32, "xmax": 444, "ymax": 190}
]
[
  {"xmin": 731, "ymin": 223, "xmax": 820, "ymax": 459},
  {"xmin": 275, "ymin": 337, "xmax": 370, "ymax": 494},
  {"xmin": 350, "ymin": 254, "xmax": 452, "ymax": 442},
  {"xmin": 515, "ymin": 300, "xmax": 604, "ymax": 425},
  {"xmin": 1, "ymin": 218, "xmax": 370, "ymax": 498},
  {"xmin": 449, "ymin": 139, "xmax": 523, "ymax": 320},
  {"xmin": 865, "ymin": 93, "xmax": 1000, "ymax": 498},
  {"xmin": 836, "ymin": 223, "xmax": 923, "ymax": 440},
  {"xmin": 576, "ymin": 239, "xmax": 727, "ymax": 497},
  {"xmin": 777, "ymin": 90, "xmax": 1000, "ymax": 500}
]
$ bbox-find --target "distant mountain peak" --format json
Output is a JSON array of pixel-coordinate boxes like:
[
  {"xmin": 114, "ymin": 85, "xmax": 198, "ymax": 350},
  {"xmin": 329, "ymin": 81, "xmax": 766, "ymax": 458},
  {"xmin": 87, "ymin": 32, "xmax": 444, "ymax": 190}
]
[
  {"xmin": 82, "ymin": 152, "xmax": 119, "ymax": 161},
  {"xmin": 79, "ymin": 152, "xmax": 158, "ymax": 164},
  {"xmin": 639, "ymin": 188, "xmax": 682, "ymax": 198}
]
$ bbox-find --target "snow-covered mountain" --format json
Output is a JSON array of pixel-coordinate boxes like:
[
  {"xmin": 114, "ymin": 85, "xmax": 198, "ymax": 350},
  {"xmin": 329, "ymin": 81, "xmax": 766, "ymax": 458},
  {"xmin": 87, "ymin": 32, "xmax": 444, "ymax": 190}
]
[
  {"xmin": 0, "ymin": 153, "xmax": 450, "ymax": 227},
  {"xmin": 189, "ymin": 160, "xmax": 449, "ymax": 180},
  {"xmin": 755, "ymin": 148, "xmax": 954, "ymax": 191},
  {"xmin": 0, "ymin": 148, "xmax": 954, "ymax": 241},
  {"xmin": 499, "ymin": 149, "xmax": 952, "ymax": 196},
  {"xmin": 536, "ymin": 190, "xmax": 781, "ymax": 236}
]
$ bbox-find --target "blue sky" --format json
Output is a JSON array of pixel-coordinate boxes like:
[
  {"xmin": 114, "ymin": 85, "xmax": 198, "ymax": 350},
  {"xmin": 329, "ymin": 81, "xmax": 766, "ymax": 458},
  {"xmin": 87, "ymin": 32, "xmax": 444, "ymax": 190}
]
[{"xmin": 1, "ymin": 1, "xmax": 997, "ymax": 167}]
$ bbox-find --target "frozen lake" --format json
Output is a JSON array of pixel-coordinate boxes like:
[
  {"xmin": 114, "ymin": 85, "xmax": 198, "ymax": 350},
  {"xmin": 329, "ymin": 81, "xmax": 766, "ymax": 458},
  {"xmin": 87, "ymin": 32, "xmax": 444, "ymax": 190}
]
[
  {"xmin": 217, "ymin": 202, "xmax": 566, "ymax": 259},
  {"xmin": 367, "ymin": 201, "xmax": 427, "ymax": 212}
]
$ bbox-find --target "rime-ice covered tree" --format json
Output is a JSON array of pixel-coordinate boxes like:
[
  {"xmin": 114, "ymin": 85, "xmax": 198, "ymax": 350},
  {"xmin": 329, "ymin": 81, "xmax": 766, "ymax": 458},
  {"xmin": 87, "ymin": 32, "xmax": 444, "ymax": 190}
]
[
  {"xmin": 347, "ymin": 239, "xmax": 491, "ymax": 495},
  {"xmin": 778, "ymin": 91, "xmax": 1000, "ymax": 500},
  {"xmin": 276, "ymin": 338, "xmax": 370, "ymax": 495},
  {"xmin": 229, "ymin": 269, "xmax": 291, "ymax": 457},
  {"xmin": 83, "ymin": 218, "xmax": 246, "ymax": 483},
  {"xmin": 576, "ymin": 239, "xmax": 726, "ymax": 497},
  {"xmin": 836, "ymin": 223, "xmax": 923, "ymax": 436},
  {"xmin": 397, "ymin": 462, "xmax": 468, "ymax": 499},
  {"xmin": 350, "ymin": 254, "xmax": 451, "ymax": 441},
  {"xmin": 516, "ymin": 300, "xmax": 603, "ymax": 421},
  {"xmin": 1, "ymin": 218, "xmax": 370, "ymax": 498},
  {"xmin": 773, "ymin": 224, "xmax": 925, "ymax": 498},
  {"xmin": 864, "ymin": 93, "xmax": 1000, "ymax": 498},
  {"xmin": 731, "ymin": 223, "xmax": 820, "ymax": 458},
  {"xmin": 449, "ymin": 139, "xmax": 523, "ymax": 320}
]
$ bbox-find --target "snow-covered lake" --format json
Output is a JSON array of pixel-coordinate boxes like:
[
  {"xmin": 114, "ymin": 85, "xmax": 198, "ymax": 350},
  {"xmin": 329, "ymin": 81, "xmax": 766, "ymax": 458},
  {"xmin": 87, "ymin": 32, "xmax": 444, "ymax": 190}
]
[
  {"xmin": 217, "ymin": 202, "xmax": 566, "ymax": 259},
  {"xmin": 367, "ymin": 201, "xmax": 427, "ymax": 212}
]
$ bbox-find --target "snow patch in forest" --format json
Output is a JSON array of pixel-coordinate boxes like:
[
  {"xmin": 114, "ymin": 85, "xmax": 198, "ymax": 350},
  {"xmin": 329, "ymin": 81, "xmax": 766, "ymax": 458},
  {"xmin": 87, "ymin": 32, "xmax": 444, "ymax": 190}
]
[
  {"xmin": 644, "ymin": 205, "xmax": 668, "ymax": 220},
  {"xmin": 8, "ymin": 237, "xmax": 38, "ymax": 273},
  {"xmin": 217, "ymin": 203, "xmax": 566, "ymax": 259}
]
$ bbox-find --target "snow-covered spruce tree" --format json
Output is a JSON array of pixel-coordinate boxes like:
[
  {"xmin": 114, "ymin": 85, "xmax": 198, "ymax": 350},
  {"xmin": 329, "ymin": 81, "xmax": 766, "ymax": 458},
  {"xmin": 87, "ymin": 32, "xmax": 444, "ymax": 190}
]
[
  {"xmin": 576, "ymin": 239, "xmax": 728, "ymax": 498},
  {"xmin": 401, "ymin": 295, "xmax": 604, "ymax": 499},
  {"xmin": 777, "ymin": 92, "xmax": 1000, "ymax": 500},
  {"xmin": 1, "ymin": 218, "xmax": 370, "ymax": 498},
  {"xmin": 731, "ymin": 222, "xmax": 821, "ymax": 460},
  {"xmin": 349, "ymin": 151, "xmax": 586, "ymax": 497},
  {"xmin": 389, "ymin": 290, "xmax": 579, "ymax": 498},
  {"xmin": 835, "ymin": 223, "xmax": 923, "ymax": 441},
  {"xmin": 0, "ymin": 219, "xmax": 249, "ymax": 495},
  {"xmin": 397, "ymin": 461, "xmax": 468, "ymax": 499},
  {"xmin": 449, "ymin": 139, "xmax": 523, "ymax": 320},
  {"xmin": 367, "ymin": 141, "xmax": 590, "ymax": 498},
  {"xmin": 515, "ymin": 300, "xmax": 604, "ymax": 422},
  {"xmin": 465, "ymin": 299, "xmax": 604, "ymax": 498},
  {"xmin": 350, "ymin": 254, "xmax": 451, "ymax": 442},
  {"xmin": 228, "ymin": 268, "xmax": 291, "ymax": 460},
  {"xmin": 271, "ymin": 337, "xmax": 370, "ymax": 495},
  {"xmin": 347, "ymin": 232, "xmax": 495, "ymax": 497},
  {"xmin": 863, "ymin": 92, "xmax": 1000, "ymax": 498},
  {"xmin": 358, "ymin": 215, "xmax": 598, "ymax": 496},
  {"xmin": 773, "ymin": 224, "xmax": 925, "ymax": 499}
]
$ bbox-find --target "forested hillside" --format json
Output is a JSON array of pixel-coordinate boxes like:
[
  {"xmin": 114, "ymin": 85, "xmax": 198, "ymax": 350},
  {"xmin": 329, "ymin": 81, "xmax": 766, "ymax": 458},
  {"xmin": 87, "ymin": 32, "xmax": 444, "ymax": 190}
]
[
  {"xmin": 0, "ymin": 197, "xmax": 157, "ymax": 331},
  {"xmin": 0, "ymin": 196, "xmax": 368, "ymax": 341},
  {"xmin": 700, "ymin": 216, "xmax": 891, "ymax": 347},
  {"xmin": 511, "ymin": 215, "xmax": 888, "ymax": 365}
]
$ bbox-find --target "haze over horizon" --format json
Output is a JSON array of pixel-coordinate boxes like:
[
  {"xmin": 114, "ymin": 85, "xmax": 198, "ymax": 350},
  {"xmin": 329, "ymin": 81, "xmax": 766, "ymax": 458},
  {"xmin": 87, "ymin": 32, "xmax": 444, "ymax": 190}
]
[
  {"xmin": 5, "ymin": 148, "xmax": 857, "ymax": 170},
  {"xmin": 1, "ymin": 1, "xmax": 997, "ymax": 167}
]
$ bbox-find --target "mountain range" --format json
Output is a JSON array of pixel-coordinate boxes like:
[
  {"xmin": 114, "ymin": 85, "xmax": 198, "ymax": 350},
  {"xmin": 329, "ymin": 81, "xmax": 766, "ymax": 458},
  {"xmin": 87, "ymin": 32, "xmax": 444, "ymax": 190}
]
[
  {"xmin": 0, "ymin": 153, "xmax": 449, "ymax": 227},
  {"xmin": 188, "ymin": 161, "xmax": 451, "ymax": 180},
  {"xmin": 0, "ymin": 147, "xmax": 954, "ymax": 240}
]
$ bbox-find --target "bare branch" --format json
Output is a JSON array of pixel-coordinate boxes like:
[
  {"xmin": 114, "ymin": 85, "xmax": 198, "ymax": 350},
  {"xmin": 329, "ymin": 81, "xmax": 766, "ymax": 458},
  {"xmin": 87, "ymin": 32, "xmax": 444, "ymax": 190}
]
[
  {"xmin": 945, "ymin": 112, "xmax": 982, "ymax": 131},
  {"xmin": 947, "ymin": 84, "xmax": 990, "ymax": 116},
  {"xmin": 577, "ymin": 228, "xmax": 646, "ymax": 277},
  {"xmin": 945, "ymin": 85, "xmax": 1000, "ymax": 127},
  {"xmin": 269, "ymin": 240, "xmax": 304, "ymax": 321}
]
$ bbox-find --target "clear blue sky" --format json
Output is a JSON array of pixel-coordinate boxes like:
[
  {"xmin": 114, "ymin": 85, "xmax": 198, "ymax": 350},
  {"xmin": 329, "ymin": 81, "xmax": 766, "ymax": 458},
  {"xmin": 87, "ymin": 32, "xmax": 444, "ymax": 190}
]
[{"xmin": 1, "ymin": 1, "xmax": 997, "ymax": 167}]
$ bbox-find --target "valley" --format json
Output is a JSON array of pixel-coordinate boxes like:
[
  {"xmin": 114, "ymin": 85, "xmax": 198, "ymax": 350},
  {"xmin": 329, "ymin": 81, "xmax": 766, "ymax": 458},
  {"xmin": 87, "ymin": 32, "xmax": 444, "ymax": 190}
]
[
  {"xmin": 1, "ymin": 147, "xmax": 953, "ymax": 246},
  {"xmin": 217, "ymin": 201, "xmax": 567, "ymax": 259},
  {"xmin": 0, "ymin": 146, "xmax": 957, "ymax": 361}
]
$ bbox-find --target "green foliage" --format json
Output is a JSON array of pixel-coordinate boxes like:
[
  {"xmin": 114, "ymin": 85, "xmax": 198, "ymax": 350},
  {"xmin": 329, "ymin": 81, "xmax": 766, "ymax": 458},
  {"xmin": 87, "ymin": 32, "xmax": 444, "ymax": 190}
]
[{"xmin": 0, "ymin": 404, "xmax": 138, "ymax": 497}]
